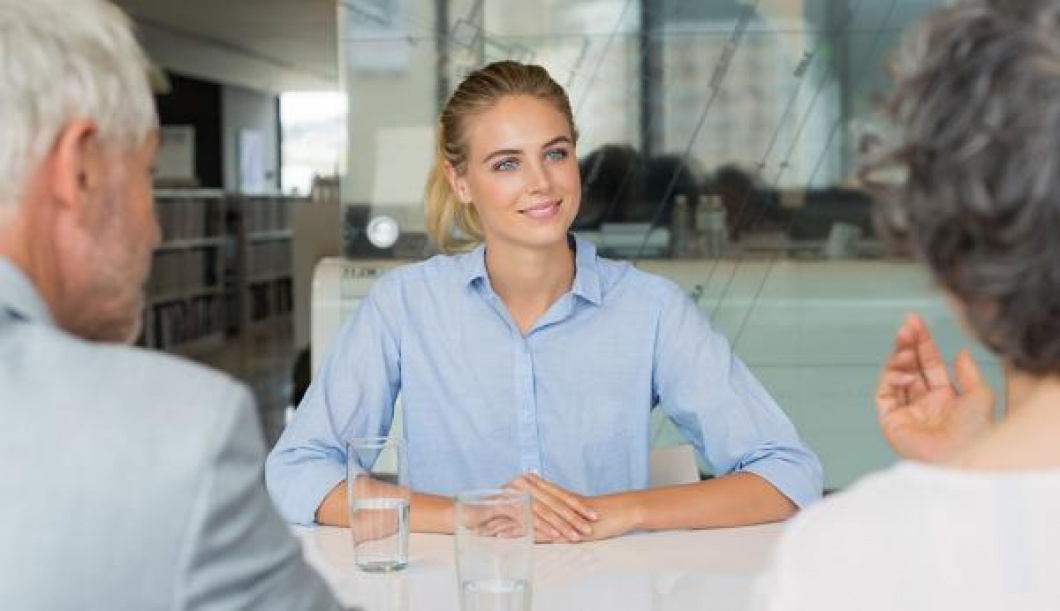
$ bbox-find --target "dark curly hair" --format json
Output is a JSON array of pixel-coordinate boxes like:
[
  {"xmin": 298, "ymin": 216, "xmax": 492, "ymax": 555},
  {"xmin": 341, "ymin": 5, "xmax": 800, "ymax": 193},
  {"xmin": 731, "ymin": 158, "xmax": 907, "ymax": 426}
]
[{"xmin": 867, "ymin": 0, "xmax": 1060, "ymax": 374}]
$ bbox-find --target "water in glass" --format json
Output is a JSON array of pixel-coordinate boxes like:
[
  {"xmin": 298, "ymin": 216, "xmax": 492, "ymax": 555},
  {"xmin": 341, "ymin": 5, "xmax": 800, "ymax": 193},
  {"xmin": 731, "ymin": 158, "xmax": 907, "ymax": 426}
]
[{"xmin": 350, "ymin": 496, "xmax": 409, "ymax": 572}]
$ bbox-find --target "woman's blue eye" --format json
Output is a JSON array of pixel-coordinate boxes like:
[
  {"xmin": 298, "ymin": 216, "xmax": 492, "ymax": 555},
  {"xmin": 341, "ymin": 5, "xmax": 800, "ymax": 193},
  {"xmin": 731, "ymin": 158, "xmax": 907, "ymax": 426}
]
[
  {"xmin": 493, "ymin": 158, "xmax": 518, "ymax": 171},
  {"xmin": 545, "ymin": 148, "xmax": 569, "ymax": 162}
]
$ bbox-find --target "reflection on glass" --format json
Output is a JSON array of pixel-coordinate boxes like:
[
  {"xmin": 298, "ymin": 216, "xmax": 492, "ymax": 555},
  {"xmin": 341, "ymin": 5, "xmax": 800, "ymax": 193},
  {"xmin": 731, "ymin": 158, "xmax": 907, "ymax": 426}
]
[{"xmin": 338, "ymin": 0, "xmax": 944, "ymax": 262}]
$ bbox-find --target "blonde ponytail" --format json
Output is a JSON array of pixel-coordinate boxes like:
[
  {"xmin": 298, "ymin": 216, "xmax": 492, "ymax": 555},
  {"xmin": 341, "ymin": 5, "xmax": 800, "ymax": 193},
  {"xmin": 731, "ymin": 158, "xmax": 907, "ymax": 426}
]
[{"xmin": 424, "ymin": 154, "xmax": 482, "ymax": 254}]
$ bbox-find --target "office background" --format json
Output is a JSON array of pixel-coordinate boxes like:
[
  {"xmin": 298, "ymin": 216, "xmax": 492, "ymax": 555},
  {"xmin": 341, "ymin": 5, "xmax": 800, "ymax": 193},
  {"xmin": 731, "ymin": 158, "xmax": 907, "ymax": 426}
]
[{"xmin": 115, "ymin": 0, "xmax": 982, "ymax": 491}]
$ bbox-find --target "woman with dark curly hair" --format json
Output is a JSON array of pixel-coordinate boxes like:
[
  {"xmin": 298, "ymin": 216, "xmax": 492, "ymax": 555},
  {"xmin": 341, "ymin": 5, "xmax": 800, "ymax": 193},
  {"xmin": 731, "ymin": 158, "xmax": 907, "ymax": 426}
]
[{"xmin": 754, "ymin": 1, "xmax": 1060, "ymax": 609}]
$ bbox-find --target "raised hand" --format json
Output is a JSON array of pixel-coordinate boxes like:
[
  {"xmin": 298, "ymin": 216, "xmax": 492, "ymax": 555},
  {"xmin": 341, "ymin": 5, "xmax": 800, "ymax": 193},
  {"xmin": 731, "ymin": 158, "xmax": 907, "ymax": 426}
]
[{"xmin": 875, "ymin": 313, "xmax": 996, "ymax": 462}]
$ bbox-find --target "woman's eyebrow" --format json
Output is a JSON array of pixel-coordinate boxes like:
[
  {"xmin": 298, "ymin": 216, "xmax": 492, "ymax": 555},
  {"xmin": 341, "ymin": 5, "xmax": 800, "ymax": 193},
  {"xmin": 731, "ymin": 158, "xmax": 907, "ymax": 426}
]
[{"xmin": 480, "ymin": 135, "xmax": 573, "ymax": 165}]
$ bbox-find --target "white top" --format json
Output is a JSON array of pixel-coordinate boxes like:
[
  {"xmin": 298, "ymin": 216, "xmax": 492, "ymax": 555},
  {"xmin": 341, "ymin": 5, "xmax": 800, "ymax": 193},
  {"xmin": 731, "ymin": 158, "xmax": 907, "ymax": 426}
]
[
  {"xmin": 753, "ymin": 461, "xmax": 1060, "ymax": 611},
  {"xmin": 294, "ymin": 523, "xmax": 784, "ymax": 610}
]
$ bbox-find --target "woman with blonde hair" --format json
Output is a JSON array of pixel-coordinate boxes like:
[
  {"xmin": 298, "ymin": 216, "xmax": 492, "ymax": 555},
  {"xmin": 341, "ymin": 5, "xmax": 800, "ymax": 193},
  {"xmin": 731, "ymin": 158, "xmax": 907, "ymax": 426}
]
[{"xmin": 267, "ymin": 60, "xmax": 821, "ymax": 541}]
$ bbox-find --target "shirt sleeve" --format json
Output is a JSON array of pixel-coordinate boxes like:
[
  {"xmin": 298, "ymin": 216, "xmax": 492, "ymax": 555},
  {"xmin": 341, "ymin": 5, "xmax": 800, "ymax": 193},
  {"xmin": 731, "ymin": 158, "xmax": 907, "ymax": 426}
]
[
  {"xmin": 181, "ymin": 383, "xmax": 342, "ymax": 610},
  {"xmin": 651, "ymin": 282, "xmax": 823, "ymax": 508},
  {"xmin": 265, "ymin": 280, "xmax": 402, "ymax": 525}
]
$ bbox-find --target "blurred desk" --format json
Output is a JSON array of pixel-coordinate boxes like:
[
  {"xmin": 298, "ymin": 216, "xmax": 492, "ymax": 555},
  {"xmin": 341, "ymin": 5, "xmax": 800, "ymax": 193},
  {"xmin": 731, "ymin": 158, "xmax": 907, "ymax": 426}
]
[{"xmin": 293, "ymin": 523, "xmax": 783, "ymax": 610}]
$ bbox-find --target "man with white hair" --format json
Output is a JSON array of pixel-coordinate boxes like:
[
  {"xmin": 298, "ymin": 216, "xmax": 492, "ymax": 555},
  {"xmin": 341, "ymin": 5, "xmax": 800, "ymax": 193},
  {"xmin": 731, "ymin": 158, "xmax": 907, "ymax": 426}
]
[{"xmin": 0, "ymin": 1, "xmax": 341, "ymax": 608}]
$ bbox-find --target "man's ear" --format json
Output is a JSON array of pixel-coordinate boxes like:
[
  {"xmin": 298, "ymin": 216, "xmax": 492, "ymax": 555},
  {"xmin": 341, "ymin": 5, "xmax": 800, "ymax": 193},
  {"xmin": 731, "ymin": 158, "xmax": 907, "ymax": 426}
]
[
  {"xmin": 50, "ymin": 119, "xmax": 102, "ymax": 217},
  {"xmin": 443, "ymin": 161, "xmax": 471, "ymax": 205}
]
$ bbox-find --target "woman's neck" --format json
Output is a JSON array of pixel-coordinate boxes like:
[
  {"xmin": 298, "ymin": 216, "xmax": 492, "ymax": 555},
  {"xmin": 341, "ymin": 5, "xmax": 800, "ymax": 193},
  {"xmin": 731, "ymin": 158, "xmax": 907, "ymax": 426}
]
[
  {"xmin": 483, "ymin": 239, "xmax": 575, "ymax": 335},
  {"xmin": 952, "ymin": 368, "xmax": 1060, "ymax": 470}
]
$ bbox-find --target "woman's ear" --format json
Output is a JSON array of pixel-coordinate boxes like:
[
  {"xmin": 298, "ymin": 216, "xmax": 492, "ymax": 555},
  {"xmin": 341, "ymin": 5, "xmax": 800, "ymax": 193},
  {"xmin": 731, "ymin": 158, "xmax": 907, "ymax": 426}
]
[{"xmin": 443, "ymin": 161, "xmax": 471, "ymax": 205}]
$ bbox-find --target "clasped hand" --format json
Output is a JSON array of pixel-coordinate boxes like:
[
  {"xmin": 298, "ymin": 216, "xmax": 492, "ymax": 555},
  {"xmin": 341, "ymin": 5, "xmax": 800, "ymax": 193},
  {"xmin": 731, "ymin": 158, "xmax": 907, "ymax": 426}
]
[{"xmin": 502, "ymin": 473, "xmax": 639, "ymax": 543}]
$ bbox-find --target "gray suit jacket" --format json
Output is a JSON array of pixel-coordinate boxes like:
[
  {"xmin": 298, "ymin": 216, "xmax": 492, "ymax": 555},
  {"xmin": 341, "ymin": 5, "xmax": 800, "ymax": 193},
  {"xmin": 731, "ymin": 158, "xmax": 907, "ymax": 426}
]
[{"xmin": 0, "ymin": 259, "xmax": 341, "ymax": 610}]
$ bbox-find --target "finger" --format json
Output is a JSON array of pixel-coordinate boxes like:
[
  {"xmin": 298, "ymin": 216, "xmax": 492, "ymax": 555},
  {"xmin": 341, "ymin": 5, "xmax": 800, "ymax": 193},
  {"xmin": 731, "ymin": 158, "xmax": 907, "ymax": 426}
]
[
  {"xmin": 487, "ymin": 519, "xmax": 523, "ymax": 539},
  {"xmin": 496, "ymin": 523, "xmax": 524, "ymax": 538},
  {"xmin": 911, "ymin": 315, "xmax": 951, "ymax": 390},
  {"xmin": 893, "ymin": 315, "xmax": 919, "ymax": 352},
  {"xmin": 509, "ymin": 479, "xmax": 573, "ymax": 540},
  {"xmin": 879, "ymin": 370, "xmax": 918, "ymax": 391},
  {"xmin": 881, "ymin": 351, "xmax": 920, "ymax": 383},
  {"xmin": 533, "ymin": 515, "xmax": 561, "ymax": 542},
  {"xmin": 885, "ymin": 321, "xmax": 937, "ymax": 408},
  {"xmin": 953, "ymin": 348, "xmax": 984, "ymax": 391},
  {"xmin": 533, "ymin": 502, "xmax": 583, "ymax": 541},
  {"xmin": 954, "ymin": 348, "xmax": 995, "ymax": 410},
  {"xmin": 883, "ymin": 322, "xmax": 916, "ymax": 401},
  {"xmin": 479, "ymin": 521, "xmax": 503, "ymax": 537},
  {"xmin": 877, "ymin": 338, "xmax": 919, "ymax": 406},
  {"xmin": 525, "ymin": 474, "xmax": 599, "ymax": 521},
  {"xmin": 477, "ymin": 514, "xmax": 517, "ymax": 537},
  {"xmin": 511, "ymin": 477, "xmax": 592, "ymax": 538},
  {"xmin": 884, "ymin": 350, "xmax": 927, "ymax": 402},
  {"xmin": 875, "ymin": 388, "xmax": 900, "ymax": 421},
  {"xmin": 886, "ymin": 348, "xmax": 919, "ymax": 372},
  {"xmin": 875, "ymin": 370, "xmax": 917, "ymax": 416},
  {"xmin": 906, "ymin": 376, "xmax": 930, "ymax": 402}
]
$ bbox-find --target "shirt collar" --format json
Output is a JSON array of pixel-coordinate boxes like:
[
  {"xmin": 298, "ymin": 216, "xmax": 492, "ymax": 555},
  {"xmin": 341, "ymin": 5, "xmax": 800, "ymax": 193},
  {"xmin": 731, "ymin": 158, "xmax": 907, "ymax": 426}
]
[
  {"xmin": 569, "ymin": 234, "xmax": 602, "ymax": 305},
  {"xmin": 460, "ymin": 242, "xmax": 489, "ymax": 287},
  {"xmin": 0, "ymin": 256, "xmax": 55, "ymax": 326},
  {"xmin": 458, "ymin": 234, "xmax": 603, "ymax": 306}
]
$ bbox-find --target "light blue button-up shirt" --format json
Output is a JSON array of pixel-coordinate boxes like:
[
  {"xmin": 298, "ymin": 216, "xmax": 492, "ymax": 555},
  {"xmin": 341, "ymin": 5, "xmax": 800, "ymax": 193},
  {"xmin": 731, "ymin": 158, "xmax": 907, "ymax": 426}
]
[{"xmin": 266, "ymin": 236, "xmax": 822, "ymax": 525}]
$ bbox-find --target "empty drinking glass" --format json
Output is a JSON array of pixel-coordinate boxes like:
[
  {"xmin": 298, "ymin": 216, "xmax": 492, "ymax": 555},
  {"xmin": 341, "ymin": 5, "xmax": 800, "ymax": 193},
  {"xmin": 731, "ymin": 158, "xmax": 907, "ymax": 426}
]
[{"xmin": 455, "ymin": 489, "xmax": 533, "ymax": 611}]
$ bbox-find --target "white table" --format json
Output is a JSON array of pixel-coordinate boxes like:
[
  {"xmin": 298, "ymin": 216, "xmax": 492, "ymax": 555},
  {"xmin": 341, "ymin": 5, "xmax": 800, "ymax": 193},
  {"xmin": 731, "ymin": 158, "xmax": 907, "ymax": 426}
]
[{"xmin": 293, "ymin": 523, "xmax": 784, "ymax": 611}]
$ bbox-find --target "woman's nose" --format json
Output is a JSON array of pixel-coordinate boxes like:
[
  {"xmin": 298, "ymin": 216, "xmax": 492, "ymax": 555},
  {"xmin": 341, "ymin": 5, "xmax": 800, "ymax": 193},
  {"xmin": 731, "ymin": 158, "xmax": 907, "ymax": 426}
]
[{"xmin": 526, "ymin": 159, "xmax": 552, "ymax": 193}]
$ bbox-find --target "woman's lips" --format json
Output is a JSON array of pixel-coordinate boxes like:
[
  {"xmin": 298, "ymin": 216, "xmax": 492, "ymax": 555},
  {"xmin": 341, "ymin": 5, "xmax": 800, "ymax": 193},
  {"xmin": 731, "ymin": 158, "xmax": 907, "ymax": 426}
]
[{"xmin": 519, "ymin": 200, "xmax": 561, "ymax": 220}]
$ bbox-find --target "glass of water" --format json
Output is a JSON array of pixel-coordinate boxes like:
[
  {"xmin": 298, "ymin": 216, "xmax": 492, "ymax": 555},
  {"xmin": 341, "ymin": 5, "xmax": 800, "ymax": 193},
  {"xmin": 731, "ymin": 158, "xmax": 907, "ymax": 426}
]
[
  {"xmin": 347, "ymin": 436, "xmax": 410, "ymax": 572},
  {"xmin": 455, "ymin": 489, "xmax": 533, "ymax": 611}
]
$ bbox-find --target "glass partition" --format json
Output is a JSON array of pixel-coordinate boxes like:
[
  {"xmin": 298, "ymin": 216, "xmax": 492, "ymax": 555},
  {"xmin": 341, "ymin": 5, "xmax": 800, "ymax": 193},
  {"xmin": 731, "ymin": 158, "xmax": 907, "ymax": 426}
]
[
  {"xmin": 337, "ymin": 0, "xmax": 944, "ymax": 262},
  {"xmin": 335, "ymin": 0, "xmax": 970, "ymax": 490}
]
